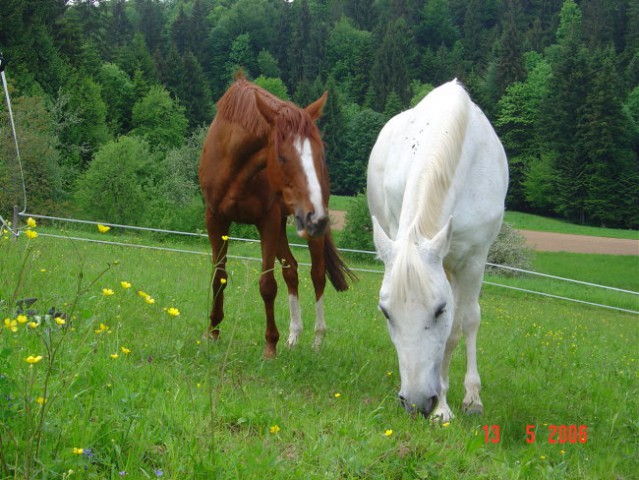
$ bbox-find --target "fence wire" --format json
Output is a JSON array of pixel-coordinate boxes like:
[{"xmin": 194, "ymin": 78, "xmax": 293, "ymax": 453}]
[{"xmin": 17, "ymin": 212, "xmax": 638, "ymax": 316}]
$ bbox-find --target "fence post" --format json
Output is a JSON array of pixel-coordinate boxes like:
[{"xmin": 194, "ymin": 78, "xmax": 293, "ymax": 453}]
[{"xmin": 12, "ymin": 204, "xmax": 18, "ymax": 240}]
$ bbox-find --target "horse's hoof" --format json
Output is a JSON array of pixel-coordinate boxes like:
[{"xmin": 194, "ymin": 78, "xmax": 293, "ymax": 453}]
[
  {"xmin": 263, "ymin": 345, "xmax": 277, "ymax": 359},
  {"xmin": 286, "ymin": 334, "xmax": 299, "ymax": 349},
  {"xmin": 204, "ymin": 328, "xmax": 220, "ymax": 340},
  {"xmin": 462, "ymin": 402, "xmax": 483, "ymax": 415}
]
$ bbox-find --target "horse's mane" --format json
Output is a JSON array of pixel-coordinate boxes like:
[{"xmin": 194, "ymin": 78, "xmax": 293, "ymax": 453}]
[
  {"xmin": 389, "ymin": 80, "xmax": 470, "ymax": 303},
  {"xmin": 411, "ymin": 80, "xmax": 470, "ymax": 240},
  {"xmin": 388, "ymin": 238, "xmax": 435, "ymax": 304},
  {"xmin": 216, "ymin": 73, "xmax": 322, "ymax": 147}
]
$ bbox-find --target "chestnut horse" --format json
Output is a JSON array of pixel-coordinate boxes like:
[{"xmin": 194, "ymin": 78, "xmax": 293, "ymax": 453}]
[{"xmin": 199, "ymin": 74, "xmax": 354, "ymax": 358}]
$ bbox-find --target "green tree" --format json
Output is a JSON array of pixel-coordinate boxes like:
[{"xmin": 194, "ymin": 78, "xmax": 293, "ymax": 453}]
[
  {"xmin": 418, "ymin": 0, "xmax": 459, "ymax": 49},
  {"xmin": 325, "ymin": 17, "xmax": 372, "ymax": 104},
  {"xmin": 495, "ymin": 52, "xmax": 551, "ymax": 211},
  {"xmin": 579, "ymin": 46, "xmax": 638, "ymax": 227},
  {"xmin": 57, "ymin": 75, "xmax": 110, "ymax": 169},
  {"xmin": 130, "ymin": 85, "xmax": 188, "ymax": 149},
  {"xmin": 225, "ymin": 33, "xmax": 257, "ymax": 79},
  {"xmin": 257, "ymin": 50, "xmax": 281, "ymax": 78},
  {"xmin": 136, "ymin": 0, "xmax": 165, "ymax": 54},
  {"xmin": 493, "ymin": 0, "xmax": 526, "ymax": 97},
  {"xmin": 320, "ymin": 76, "xmax": 347, "ymax": 186},
  {"xmin": 95, "ymin": 63, "xmax": 135, "ymax": 135},
  {"xmin": 253, "ymin": 76, "xmax": 289, "ymax": 100},
  {"xmin": 147, "ymin": 127, "xmax": 207, "ymax": 231},
  {"xmin": 0, "ymin": 94, "xmax": 63, "ymax": 215},
  {"xmin": 370, "ymin": 17, "xmax": 416, "ymax": 110},
  {"xmin": 74, "ymin": 136, "xmax": 155, "ymax": 225},
  {"xmin": 539, "ymin": 0, "xmax": 590, "ymax": 223},
  {"xmin": 334, "ymin": 105, "xmax": 387, "ymax": 194}
]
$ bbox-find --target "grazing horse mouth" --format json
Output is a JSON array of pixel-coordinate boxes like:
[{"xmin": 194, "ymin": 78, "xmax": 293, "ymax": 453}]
[
  {"xmin": 295, "ymin": 210, "xmax": 328, "ymax": 238},
  {"xmin": 399, "ymin": 394, "xmax": 439, "ymax": 418}
]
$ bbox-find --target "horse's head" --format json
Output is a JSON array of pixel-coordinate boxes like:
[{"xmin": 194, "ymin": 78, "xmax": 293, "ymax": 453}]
[
  {"xmin": 255, "ymin": 91, "xmax": 329, "ymax": 239},
  {"xmin": 372, "ymin": 216, "xmax": 455, "ymax": 418}
]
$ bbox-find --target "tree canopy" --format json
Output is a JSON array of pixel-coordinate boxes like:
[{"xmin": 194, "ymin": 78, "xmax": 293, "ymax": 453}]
[{"xmin": 0, "ymin": 0, "xmax": 637, "ymax": 228}]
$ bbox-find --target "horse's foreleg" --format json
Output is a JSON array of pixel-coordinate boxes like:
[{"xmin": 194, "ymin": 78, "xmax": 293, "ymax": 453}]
[
  {"xmin": 433, "ymin": 321, "xmax": 461, "ymax": 422},
  {"xmin": 308, "ymin": 237, "xmax": 327, "ymax": 350},
  {"xmin": 258, "ymin": 220, "xmax": 281, "ymax": 358},
  {"xmin": 205, "ymin": 210, "xmax": 230, "ymax": 339},
  {"xmin": 277, "ymin": 225, "xmax": 301, "ymax": 348},
  {"xmin": 456, "ymin": 265, "xmax": 485, "ymax": 416},
  {"xmin": 461, "ymin": 300, "xmax": 483, "ymax": 415}
]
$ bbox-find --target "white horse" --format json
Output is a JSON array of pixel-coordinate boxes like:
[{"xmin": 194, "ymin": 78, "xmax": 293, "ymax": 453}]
[{"xmin": 367, "ymin": 79, "xmax": 508, "ymax": 421}]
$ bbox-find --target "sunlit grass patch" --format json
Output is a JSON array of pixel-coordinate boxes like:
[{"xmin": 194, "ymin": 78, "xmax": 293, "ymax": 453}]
[{"xmin": 1, "ymin": 231, "xmax": 637, "ymax": 479}]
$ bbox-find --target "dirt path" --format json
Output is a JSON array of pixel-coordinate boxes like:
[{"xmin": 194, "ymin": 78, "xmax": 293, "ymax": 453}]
[{"xmin": 329, "ymin": 210, "xmax": 639, "ymax": 255}]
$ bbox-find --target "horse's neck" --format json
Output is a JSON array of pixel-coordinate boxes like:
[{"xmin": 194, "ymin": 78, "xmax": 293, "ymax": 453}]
[{"xmin": 397, "ymin": 162, "xmax": 455, "ymax": 241}]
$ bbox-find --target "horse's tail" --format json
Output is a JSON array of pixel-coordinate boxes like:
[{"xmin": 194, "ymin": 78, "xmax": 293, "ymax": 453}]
[{"xmin": 324, "ymin": 231, "xmax": 357, "ymax": 292}]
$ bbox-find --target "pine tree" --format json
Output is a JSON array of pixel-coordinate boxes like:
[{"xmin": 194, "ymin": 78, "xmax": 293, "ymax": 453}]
[
  {"xmin": 370, "ymin": 17, "xmax": 416, "ymax": 110},
  {"xmin": 580, "ymin": 46, "xmax": 638, "ymax": 227},
  {"xmin": 539, "ymin": 0, "xmax": 590, "ymax": 223}
]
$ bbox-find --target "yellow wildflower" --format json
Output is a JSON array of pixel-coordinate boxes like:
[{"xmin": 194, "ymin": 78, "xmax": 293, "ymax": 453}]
[
  {"xmin": 167, "ymin": 307, "xmax": 180, "ymax": 317},
  {"xmin": 220, "ymin": 278, "xmax": 227, "ymax": 285},
  {"xmin": 17, "ymin": 314, "xmax": 28, "ymax": 324},
  {"xmin": 269, "ymin": 425, "xmax": 281, "ymax": 434},
  {"xmin": 95, "ymin": 323, "xmax": 109, "ymax": 334},
  {"xmin": 25, "ymin": 355, "xmax": 43, "ymax": 364},
  {"xmin": 384, "ymin": 429, "xmax": 393, "ymax": 437},
  {"xmin": 97, "ymin": 224, "xmax": 110, "ymax": 233},
  {"xmin": 4, "ymin": 318, "xmax": 18, "ymax": 332},
  {"xmin": 137, "ymin": 290, "xmax": 148, "ymax": 298},
  {"xmin": 121, "ymin": 347, "xmax": 131, "ymax": 354},
  {"xmin": 442, "ymin": 422, "xmax": 451, "ymax": 427},
  {"xmin": 35, "ymin": 397, "xmax": 47, "ymax": 405},
  {"xmin": 110, "ymin": 353, "xmax": 119, "ymax": 359},
  {"xmin": 145, "ymin": 296, "xmax": 155, "ymax": 304},
  {"xmin": 102, "ymin": 288, "xmax": 114, "ymax": 296},
  {"xmin": 120, "ymin": 281, "xmax": 132, "ymax": 289},
  {"xmin": 26, "ymin": 217, "xmax": 37, "ymax": 228},
  {"xmin": 334, "ymin": 393, "xmax": 341, "ymax": 398},
  {"xmin": 55, "ymin": 317, "xmax": 66, "ymax": 326},
  {"xmin": 28, "ymin": 321, "xmax": 39, "ymax": 329},
  {"xmin": 25, "ymin": 230, "xmax": 38, "ymax": 239},
  {"xmin": 72, "ymin": 448, "xmax": 84, "ymax": 455},
  {"xmin": 221, "ymin": 235, "xmax": 229, "ymax": 241}
]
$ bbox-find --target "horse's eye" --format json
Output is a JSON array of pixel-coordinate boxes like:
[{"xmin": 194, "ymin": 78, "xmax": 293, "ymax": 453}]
[
  {"xmin": 278, "ymin": 155, "xmax": 287, "ymax": 164},
  {"xmin": 434, "ymin": 303, "xmax": 447, "ymax": 319}
]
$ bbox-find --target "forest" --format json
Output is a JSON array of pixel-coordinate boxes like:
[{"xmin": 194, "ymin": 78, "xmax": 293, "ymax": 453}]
[{"xmin": 0, "ymin": 0, "xmax": 637, "ymax": 230}]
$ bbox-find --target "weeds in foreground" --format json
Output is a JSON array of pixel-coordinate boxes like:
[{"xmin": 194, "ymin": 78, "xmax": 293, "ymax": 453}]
[{"xmin": 0, "ymin": 221, "xmax": 214, "ymax": 478}]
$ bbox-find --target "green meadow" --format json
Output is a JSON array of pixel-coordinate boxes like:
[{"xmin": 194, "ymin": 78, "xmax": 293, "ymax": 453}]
[{"xmin": 0, "ymin": 223, "xmax": 637, "ymax": 479}]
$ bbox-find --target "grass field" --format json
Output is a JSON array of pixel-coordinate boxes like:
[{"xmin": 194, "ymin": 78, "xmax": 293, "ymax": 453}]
[{"xmin": 1, "ymin": 223, "xmax": 637, "ymax": 479}]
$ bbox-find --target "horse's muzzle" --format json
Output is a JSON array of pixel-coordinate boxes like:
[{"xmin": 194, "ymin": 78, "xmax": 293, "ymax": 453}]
[
  {"xmin": 399, "ymin": 394, "xmax": 438, "ymax": 418},
  {"xmin": 296, "ymin": 211, "xmax": 328, "ymax": 238}
]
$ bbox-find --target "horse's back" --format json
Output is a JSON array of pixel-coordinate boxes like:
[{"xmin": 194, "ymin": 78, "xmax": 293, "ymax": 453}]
[{"xmin": 367, "ymin": 79, "xmax": 508, "ymax": 250}]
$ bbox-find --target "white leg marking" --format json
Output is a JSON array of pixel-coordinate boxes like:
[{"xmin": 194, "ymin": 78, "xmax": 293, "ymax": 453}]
[
  {"xmin": 312, "ymin": 295, "xmax": 326, "ymax": 350},
  {"xmin": 433, "ymin": 323, "xmax": 461, "ymax": 422},
  {"xmin": 286, "ymin": 294, "xmax": 302, "ymax": 348},
  {"xmin": 295, "ymin": 138, "xmax": 325, "ymax": 219},
  {"xmin": 462, "ymin": 303, "xmax": 483, "ymax": 415}
]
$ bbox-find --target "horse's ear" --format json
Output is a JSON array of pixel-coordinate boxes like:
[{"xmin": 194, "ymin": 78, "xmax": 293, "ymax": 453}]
[
  {"xmin": 372, "ymin": 216, "xmax": 393, "ymax": 264},
  {"xmin": 305, "ymin": 91, "xmax": 328, "ymax": 121},
  {"xmin": 255, "ymin": 91, "xmax": 278, "ymax": 125},
  {"xmin": 430, "ymin": 216, "xmax": 453, "ymax": 258}
]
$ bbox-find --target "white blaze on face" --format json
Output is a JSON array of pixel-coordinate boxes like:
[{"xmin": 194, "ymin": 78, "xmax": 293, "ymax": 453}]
[{"xmin": 295, "ymin": 137, "xmax": 325, "ymax": 219}]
